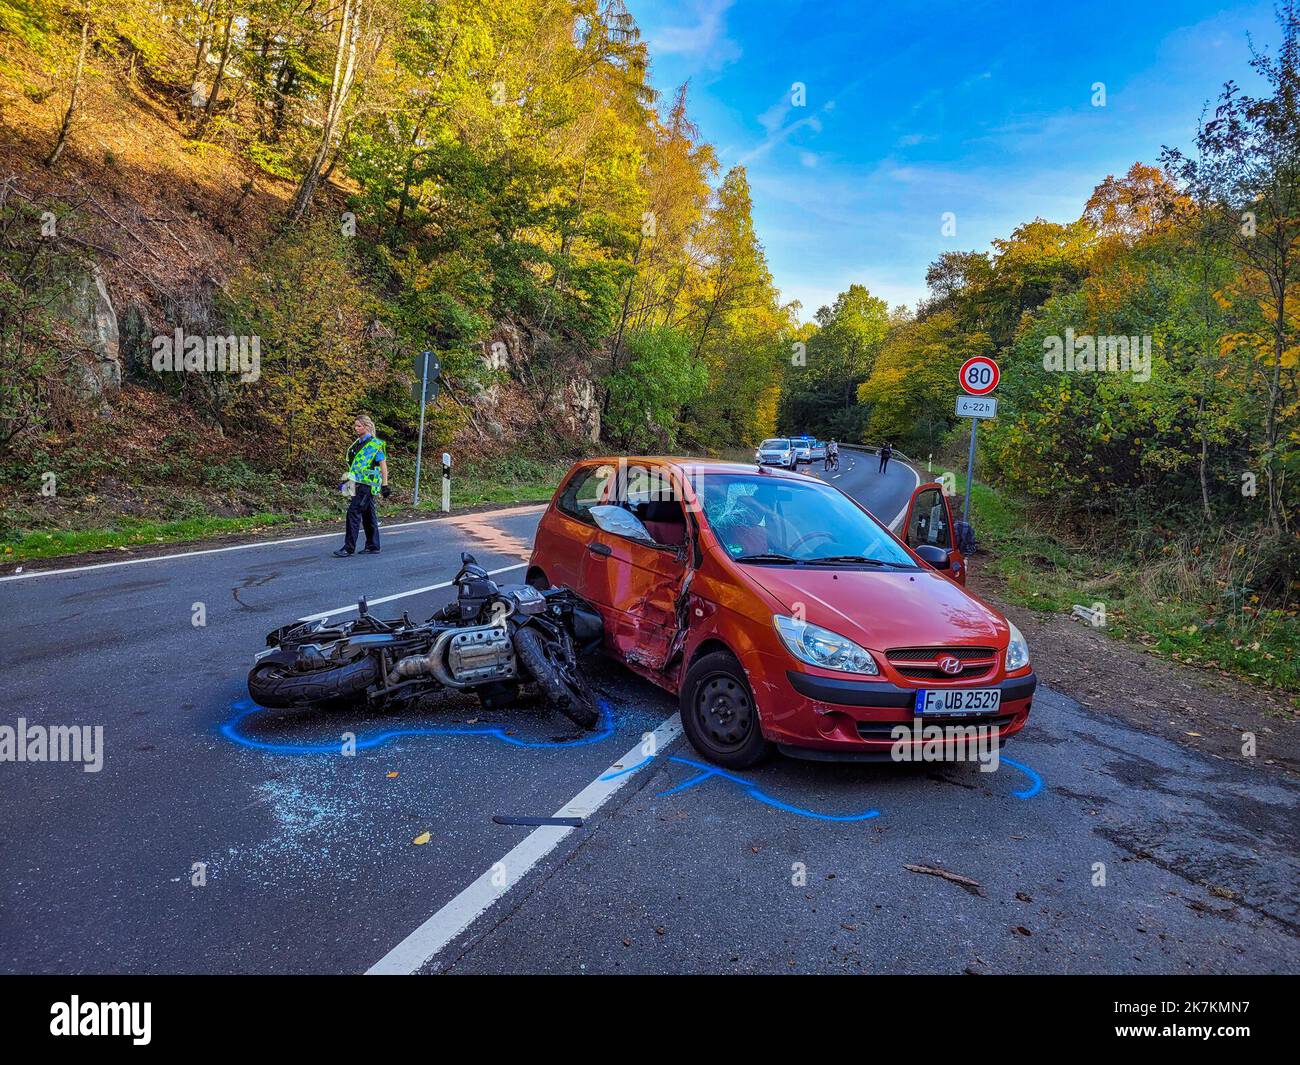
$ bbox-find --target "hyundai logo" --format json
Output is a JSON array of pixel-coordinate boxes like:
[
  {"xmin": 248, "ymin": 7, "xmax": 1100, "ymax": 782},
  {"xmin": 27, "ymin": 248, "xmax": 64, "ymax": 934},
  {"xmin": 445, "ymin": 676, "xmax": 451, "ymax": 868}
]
[{"xmin": 937, "ymin": 655, "xmax": 963, "ymax": 674}]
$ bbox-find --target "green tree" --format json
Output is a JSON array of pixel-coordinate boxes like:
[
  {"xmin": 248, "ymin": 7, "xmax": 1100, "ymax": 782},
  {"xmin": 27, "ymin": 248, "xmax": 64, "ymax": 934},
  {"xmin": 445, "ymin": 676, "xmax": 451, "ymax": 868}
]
[{"xmin": 603, "ymin": 325, "xmax": 705, "ymax": 451}]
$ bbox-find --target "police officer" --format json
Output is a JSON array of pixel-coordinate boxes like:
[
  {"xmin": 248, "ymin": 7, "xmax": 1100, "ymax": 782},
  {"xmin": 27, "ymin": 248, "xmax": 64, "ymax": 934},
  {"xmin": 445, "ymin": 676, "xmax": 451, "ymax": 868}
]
[{"xmin": 333, "ymin": 415, "xmax": 391, "ymax": 556}]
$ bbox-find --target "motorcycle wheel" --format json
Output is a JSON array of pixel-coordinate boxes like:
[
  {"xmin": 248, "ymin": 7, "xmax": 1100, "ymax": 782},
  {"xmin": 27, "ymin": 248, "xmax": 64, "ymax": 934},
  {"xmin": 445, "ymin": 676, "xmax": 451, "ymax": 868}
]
[
  {"xmin": 247, "ymin": 654, "xmax": 379, "ymax": 709},
  {"xmin": 513, "ymin": 626, "xmax": 599, "ymax": 729}
]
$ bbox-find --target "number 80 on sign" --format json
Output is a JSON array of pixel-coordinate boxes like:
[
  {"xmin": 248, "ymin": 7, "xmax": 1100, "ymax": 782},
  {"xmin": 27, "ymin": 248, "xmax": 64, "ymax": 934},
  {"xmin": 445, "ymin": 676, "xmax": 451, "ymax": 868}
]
[{"xmin": 959, "ymin": 356, "xmax": 999, "ymax": 395}]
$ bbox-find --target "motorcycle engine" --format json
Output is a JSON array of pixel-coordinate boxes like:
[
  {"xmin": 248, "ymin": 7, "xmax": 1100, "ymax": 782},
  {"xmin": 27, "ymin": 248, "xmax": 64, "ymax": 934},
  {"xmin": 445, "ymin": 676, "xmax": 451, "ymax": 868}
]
[{"xmin": 448, "ymin": 626, "xmax": 516, "ymax": 684}]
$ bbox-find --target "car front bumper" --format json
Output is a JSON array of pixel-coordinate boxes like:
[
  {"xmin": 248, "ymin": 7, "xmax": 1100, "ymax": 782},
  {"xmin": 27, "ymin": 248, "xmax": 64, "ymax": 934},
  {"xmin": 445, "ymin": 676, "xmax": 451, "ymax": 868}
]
[{"xmin": 754, "ymin": 660, "xmax": 1037, "ymax": 760}]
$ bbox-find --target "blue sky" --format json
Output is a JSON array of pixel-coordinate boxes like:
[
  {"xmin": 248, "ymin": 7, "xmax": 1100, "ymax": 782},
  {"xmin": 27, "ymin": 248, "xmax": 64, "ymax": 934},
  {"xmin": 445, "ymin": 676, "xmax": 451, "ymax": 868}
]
[{"xmin": 624, "ymin": 0, "xmax": 1281, "ymax": 319}]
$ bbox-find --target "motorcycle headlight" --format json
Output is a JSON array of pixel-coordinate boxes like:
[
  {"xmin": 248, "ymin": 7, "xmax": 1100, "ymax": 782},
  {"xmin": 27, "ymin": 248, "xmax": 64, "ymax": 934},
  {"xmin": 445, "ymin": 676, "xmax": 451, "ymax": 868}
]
[
  {"xmin": 774, "ymin": 615, "xmax": 878, "ymax": 675},
  {"xmin": 1005, "ymin": 621, "xmax": 1030, "ymax": 672}
]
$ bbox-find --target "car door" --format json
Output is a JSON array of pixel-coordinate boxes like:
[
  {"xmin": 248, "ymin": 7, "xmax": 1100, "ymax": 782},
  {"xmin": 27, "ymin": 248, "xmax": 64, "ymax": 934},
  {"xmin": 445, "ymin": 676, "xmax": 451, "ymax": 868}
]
[
  {"xmin": 902, "ymin": 482, "xmax": 966, "ymax": 584},
  {"xmin": 540, "ymin": 462, "xmax": 614, "ymax": 593},
  {"xmin": 579, "ymin": 462, "xmax": 690, "ymax": 672}
]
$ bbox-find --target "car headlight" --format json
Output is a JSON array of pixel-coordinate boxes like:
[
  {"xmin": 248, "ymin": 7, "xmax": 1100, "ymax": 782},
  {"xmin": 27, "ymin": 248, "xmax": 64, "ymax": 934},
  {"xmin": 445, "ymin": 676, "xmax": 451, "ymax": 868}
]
[
  {"xmin": 774, "ymin": 615, "xmax": 878, "ymax": 675},
  {"xmin": 1005, "ymin": 621, "xmax": 1030, "ymax": 672}
]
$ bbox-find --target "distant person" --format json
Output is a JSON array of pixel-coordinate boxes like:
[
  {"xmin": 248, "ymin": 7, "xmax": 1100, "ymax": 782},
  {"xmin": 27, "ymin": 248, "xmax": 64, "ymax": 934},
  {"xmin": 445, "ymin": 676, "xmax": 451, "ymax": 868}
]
[
  {"xmin": 826, "ymin": 439, "xmax": 839, "ymax": 470},
  {"xmin": 878, "ymin": 439, "xmax": 893, "ymax": 474},
  {"xmin": 333, "ymin": 415, "xmax": 391, "ymax": 557}
]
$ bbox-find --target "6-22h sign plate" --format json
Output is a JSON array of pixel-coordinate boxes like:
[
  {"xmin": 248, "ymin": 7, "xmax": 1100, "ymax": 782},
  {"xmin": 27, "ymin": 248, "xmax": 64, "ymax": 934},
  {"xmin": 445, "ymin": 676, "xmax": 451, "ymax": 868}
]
[
  {"xmin": 959, "ymin": 356, "xmax": 999, "ymax": 395},
  {"xmin": 956, "ymin": 394, "xmax": 997, "ymax": 419}
]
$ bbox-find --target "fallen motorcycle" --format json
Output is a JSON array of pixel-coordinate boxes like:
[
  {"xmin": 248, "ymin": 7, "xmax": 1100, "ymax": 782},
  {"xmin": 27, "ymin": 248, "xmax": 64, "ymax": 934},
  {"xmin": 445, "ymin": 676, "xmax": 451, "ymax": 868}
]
[{"xmin": 247, "ymin": 553, "xmax": 604, "ymax": 728}]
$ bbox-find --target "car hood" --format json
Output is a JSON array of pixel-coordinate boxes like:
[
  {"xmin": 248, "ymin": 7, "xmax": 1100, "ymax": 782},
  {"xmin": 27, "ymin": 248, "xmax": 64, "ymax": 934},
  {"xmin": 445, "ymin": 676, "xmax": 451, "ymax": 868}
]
[{"xmin": 740, "ymin": 565, "xmax": 1007, "ymax": 650}]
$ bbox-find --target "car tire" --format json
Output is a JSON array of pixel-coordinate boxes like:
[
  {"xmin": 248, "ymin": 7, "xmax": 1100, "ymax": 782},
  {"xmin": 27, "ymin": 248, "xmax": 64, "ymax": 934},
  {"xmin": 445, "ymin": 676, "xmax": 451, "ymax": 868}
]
[{"xmin": 679, "ymin": 651, "xmax": 772, "ymax": 768}]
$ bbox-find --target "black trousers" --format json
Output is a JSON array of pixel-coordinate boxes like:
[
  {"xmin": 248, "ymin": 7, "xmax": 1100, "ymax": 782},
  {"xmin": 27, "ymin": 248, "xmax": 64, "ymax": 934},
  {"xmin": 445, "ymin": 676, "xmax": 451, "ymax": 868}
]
[
  {"xmin": 344, "ymin": 484, "xmax": 380, "ymax": 551},
  {"xmin": 879, "ymin": 453, "xmax": 891, "ymax": 473}
]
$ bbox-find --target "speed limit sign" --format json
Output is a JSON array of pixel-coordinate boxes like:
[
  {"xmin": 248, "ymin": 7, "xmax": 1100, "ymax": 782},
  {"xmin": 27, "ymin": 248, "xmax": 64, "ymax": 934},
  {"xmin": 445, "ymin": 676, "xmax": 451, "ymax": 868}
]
[{"xmin": 959, "ymin": 356, "xmax": 1000, "ymax": 396}]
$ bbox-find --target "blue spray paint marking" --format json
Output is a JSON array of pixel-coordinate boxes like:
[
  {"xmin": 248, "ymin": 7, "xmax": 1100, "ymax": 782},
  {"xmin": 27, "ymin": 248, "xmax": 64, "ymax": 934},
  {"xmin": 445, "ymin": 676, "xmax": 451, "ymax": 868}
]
[
  {"xmin": 656, "ymin": 756, "xmax": 881, "ymax": 822},
  {"xmin": 599, "ymin": 755, "xmax": 652, "ymax": 782},
  {"xmin": 999, "ymin": 755, "xmax": 1043, "ymax": 799},
  {"xmin": 219, "ymin": 697, "xmax": 616, "ymax": 755}
]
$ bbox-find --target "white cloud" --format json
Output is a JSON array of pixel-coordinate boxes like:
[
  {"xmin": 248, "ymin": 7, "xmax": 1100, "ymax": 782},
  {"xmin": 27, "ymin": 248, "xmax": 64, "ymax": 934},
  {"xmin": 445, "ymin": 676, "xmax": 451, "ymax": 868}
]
[{"xmin": 644, "ymin": 0, "xmax": 741, "ymax": 67}]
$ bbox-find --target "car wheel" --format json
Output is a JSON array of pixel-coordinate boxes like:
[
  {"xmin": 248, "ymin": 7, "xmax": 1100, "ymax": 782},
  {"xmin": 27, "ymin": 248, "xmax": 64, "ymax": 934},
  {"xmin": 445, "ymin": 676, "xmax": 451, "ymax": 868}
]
[{"xmin": 679, "ymin": 651, "xmax": 772, "ymax": 768}]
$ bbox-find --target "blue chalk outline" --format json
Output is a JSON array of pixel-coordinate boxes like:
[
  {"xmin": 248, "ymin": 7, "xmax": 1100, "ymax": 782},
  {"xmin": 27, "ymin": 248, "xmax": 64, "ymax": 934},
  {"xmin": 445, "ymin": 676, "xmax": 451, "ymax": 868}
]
[
  {"xmin": 656, "ymin": 756, "xmax": 881, "ymax": 822},
  {"xmin": 219, "ymin": 696, "xmax": 616, "ymax": 755},
  {"xmin": 999, "ymin": 755, "xmax": 1043, "ymax": 799},
  {"xmin": 651, "ymin": 752, "xmax": 1045, "ymax": 819},
  {"xmin": 599, "ymin": 755, "xmax": 653, "ymax": 781}
]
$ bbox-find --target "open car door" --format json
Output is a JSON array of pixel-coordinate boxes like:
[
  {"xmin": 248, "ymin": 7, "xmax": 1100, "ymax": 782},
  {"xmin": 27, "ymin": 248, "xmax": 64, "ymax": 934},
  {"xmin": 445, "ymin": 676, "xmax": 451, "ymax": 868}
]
[
  {"xmin": 579, "ymin": 462, "xmax": 692, "ymax": 675},
  {"xmin": 901, "ymin": 482, "xmax": 966, "ymax": 584}
]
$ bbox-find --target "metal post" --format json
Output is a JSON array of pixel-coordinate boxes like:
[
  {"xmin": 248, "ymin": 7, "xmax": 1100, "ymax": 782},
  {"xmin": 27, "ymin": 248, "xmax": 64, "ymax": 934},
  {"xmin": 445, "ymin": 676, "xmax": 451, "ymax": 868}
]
[
  {"xmin": 412, "ymin": 351, "xmax": 430, "ymax": 507},
  {"xmin": 963, "ymin": 416, "xmax": 978, "ymax": 524}
]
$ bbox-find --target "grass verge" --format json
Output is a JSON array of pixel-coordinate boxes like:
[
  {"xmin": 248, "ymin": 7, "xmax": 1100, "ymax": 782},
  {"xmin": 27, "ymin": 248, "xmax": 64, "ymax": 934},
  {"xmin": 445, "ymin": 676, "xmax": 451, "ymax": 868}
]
[
  {"xmin": 1, "ymin": 455, "xmax": 575, "ymax": 563},
  {"xmin": 945, "ymin": 469, "xmax": 1299, "ymax": 703}
]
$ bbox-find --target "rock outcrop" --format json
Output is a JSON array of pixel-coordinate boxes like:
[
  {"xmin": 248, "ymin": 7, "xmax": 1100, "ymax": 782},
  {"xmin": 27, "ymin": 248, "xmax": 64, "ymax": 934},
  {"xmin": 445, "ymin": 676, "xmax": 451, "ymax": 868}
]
[{"xmin": 58, "ymin": 261, "xmax": 121, "ymax": 398}]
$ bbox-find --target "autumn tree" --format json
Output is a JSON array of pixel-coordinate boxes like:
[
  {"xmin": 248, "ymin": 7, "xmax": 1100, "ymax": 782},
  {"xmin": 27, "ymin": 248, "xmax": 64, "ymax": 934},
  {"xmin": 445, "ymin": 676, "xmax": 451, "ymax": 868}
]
[{"xmin": 1162, "ymin": 0, "xmax": 1300, "ymax": 530}]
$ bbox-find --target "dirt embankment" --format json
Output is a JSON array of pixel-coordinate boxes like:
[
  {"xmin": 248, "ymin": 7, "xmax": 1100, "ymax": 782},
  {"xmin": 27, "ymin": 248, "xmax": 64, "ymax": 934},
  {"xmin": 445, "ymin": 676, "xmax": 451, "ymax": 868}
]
[{"xmin": 969, "ymin": 562, "xmax": 1299, "ymax": 777}]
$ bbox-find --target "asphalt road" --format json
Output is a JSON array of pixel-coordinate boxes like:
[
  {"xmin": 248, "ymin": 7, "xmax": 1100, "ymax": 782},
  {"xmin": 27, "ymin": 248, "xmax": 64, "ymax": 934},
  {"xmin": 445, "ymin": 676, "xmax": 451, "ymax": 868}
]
[{"xmin": 1, "ymin": 453, "xmax": 1296, "ymax": 974}]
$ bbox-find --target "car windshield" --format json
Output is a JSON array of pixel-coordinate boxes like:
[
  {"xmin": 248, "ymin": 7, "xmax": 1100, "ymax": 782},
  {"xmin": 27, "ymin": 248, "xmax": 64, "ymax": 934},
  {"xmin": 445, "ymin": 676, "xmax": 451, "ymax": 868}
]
[
  {"xmin": 759, "ymin": 439, "xmax": 789, "ymax": 449},
  {"xmin": 699, "ymin": 473, "xmax": 917, "ymax": 567}
]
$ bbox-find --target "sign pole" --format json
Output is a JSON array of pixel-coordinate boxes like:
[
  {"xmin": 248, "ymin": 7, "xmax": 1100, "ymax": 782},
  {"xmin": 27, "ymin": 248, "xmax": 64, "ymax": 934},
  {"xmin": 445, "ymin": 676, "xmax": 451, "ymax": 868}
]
[
  {"xmin": 956, "ymin": 355, "xmax": 999, "ymax": 526},
  {"xmin": 412, "ymin": 350, "xmax": 430, "ymax": 508},
  {"xmin": 963, "ymin": 416, "xmax": 977, "ymax": 524}
]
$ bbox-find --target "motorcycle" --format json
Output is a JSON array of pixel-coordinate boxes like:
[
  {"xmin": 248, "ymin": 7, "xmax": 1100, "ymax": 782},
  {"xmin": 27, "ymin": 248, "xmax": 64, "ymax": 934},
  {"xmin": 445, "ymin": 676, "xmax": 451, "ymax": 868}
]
[{"xmin": 247, "ymin": 553, "xmax": 604, "ymax": 728}]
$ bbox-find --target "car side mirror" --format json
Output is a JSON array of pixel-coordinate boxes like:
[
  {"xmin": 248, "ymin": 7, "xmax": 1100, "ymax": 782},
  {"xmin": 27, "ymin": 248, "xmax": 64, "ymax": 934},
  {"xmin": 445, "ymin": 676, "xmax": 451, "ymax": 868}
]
[{"xmin": 914, "ymin": 544, "xmax": 951, "ymax": 570}]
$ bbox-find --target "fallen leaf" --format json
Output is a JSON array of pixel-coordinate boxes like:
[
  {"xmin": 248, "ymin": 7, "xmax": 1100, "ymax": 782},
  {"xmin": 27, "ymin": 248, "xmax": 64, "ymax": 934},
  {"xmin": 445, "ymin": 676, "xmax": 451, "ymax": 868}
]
[
  {"xmin": 412, "ymin": 831, "xmax": 431, "ymax": 845},
  {"xmin": 386, "ymin": 771, "xmax": 399, "ymax": 778}
]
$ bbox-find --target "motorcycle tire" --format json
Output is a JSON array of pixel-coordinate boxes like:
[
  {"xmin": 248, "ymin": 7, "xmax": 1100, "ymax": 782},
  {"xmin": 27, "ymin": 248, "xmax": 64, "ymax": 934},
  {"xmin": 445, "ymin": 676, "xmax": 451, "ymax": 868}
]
[
  {"xmin": 513, "ymin": 626, "xmax": 599, "ymax": 729},
  {"xmin": 247, "ymin": 654, "xmax": 379, "ymax": 709}
]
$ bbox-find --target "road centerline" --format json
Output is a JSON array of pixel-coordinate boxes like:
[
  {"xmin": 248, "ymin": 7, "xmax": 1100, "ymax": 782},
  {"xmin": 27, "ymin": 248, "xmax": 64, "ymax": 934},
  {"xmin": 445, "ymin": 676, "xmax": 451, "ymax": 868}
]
[{"xmin": 365, "ymin": 712, "xmax": 683, "ymax": 975}]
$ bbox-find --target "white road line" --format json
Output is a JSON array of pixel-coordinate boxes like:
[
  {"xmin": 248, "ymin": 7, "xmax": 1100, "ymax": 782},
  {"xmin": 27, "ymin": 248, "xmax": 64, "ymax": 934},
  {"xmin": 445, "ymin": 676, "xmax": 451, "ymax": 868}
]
[
  {"xmin": 0, "ymin": 505, "xmax": 546, "ymax": 583},
  {"xmin": 296, "ymin": 563, "xmax": 528, "ymax": 621},
  {"xmin": 366, "ymin": 712, "xmax": 683, "ymax": 975}
]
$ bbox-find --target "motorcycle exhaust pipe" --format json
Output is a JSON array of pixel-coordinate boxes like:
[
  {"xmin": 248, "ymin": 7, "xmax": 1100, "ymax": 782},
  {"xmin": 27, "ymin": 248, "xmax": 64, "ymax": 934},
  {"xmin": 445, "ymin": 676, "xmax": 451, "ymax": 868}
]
[{"xmin": 389, "ymin": 629, "xmax": 465, "ymax": 688}]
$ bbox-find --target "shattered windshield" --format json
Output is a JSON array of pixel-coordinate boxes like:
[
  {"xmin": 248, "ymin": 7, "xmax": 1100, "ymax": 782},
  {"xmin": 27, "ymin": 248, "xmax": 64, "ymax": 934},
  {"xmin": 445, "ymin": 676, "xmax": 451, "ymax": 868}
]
[{"xmin": 700, "ymin": 473, "xmax": 916, "ymax": 566}]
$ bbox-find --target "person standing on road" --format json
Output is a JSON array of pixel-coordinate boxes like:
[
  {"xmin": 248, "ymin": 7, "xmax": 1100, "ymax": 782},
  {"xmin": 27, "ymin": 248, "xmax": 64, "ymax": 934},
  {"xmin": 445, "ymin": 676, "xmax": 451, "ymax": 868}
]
[
  {"xmin": 333, "ymin": 415, "xmax": 391, "ymax": 557},
  {"xmin": 826, "ymin": 439, "xmax": 839, "ymax": 471},
  {"xmin": 878, "ymin": 439, "xmax": 893, "ymax": 474}
]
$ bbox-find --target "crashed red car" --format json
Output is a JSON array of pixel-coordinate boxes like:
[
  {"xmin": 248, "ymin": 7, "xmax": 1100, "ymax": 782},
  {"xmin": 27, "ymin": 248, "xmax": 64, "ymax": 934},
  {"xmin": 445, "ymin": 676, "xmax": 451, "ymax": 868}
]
[{"xmin": 528, "ymin": 458, "xmax": 1036, "ymax": 767}]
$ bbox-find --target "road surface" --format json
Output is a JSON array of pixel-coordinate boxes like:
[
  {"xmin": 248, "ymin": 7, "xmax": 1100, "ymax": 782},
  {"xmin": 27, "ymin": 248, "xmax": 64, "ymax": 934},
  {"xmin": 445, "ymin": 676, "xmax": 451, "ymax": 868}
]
[{"xmin": 1, "ymin": 453, "xmax": 1296, "ymax": 973}]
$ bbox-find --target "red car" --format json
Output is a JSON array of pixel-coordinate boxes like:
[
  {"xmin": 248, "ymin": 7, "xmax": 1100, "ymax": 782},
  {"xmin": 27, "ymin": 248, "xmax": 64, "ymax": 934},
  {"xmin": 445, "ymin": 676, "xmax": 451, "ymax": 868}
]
[{"xmin": 528, "ymin": 458, "xmax": 1035, "ymax": 767}]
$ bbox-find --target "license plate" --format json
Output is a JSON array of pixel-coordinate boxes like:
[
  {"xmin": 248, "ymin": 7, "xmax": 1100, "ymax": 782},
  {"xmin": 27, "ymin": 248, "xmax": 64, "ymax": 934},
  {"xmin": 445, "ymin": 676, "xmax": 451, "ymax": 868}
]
[{"xmin": 915, "ymin": 688, "xmax": 1001, "ymax": 715}]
